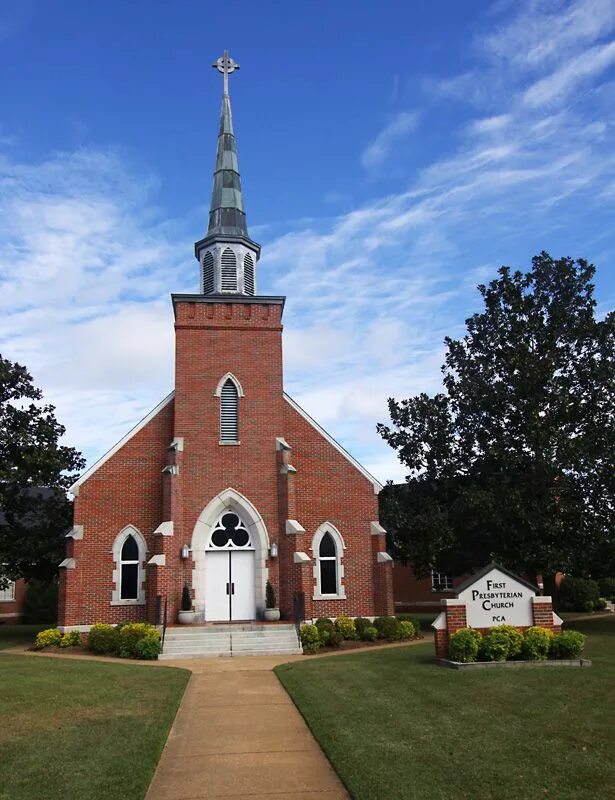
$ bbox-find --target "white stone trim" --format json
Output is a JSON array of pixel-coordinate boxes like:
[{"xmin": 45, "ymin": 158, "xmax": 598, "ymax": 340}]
[
  {"xmin": 58, "ymin": 625, "xmax": 92, "ymax": 633},
  {"xmin": 286, "ymin": 519, "xmax": 305, "ymax": 535},
  {"xmin": 69, "ymin": 391, "xmax": 175, "ymax": 495},
  {"xmin": 214, "ymin": 372, "xmax": 245, "ymax": 397},
  {"xmin": 283, "ymin": 392, "xmax": 383, "ymax": 492},
  {"xmin": 293, "ymin": 552, "xmax": 311, "ymax": 563},
  {"xmin": 111, "ymin": 525, "xmax": 147, "ymax": 604},
  {"xmin": 65, "ymin": 525, "xmax": 84, "ymax": 540},
  {"xmin": 442, "ymin": 598, "xmax": 465, "ymax": 606},
  {"xmin": 148, "ymin": 554, "xmax": 166, "ymax": 566},
  {"xmin": 553, "ymin": 612, "xmax": 563, "ymax": 626},
  {"xmin": 280, "ymin": 463, "xmax": 297, "ymax": 474},
  {"xmin": 169, "ymin": 437, "xmax": 184, "ymax": 452},
  {"xmin": 370, "ymin": 521, "xmax": 386, "ymax": 536},
  {"xmin": 532, "ymin": 595, "xmax": 552, "ymax": 604},
  {"xmin": 276, "ymin": 437, "xmax": 291, "ymax": 451},
  {"xmin": 311, "ymin": 522, "xmax": 346, "ymax": 599},
  {"xmin": 191, "ymin": 488, "xmax": 270, "ymax": 620},
  {"xmin": 161, "ymin": 464, "xmax": 179, "ymax": 475},
  {"xmin": 431, "ymin": 611, "xmax": 446, "ymax": 630},
  {"xmin": 153, "ymin": 521, "xmax": 174, "ymax": 536},
  {"xmin": 59, "ymin": 558, "xmax": 76, "ymax": 569},
  {"xmin": 377, "ymin": 551, "xmax": 393, "ymax": 563}
]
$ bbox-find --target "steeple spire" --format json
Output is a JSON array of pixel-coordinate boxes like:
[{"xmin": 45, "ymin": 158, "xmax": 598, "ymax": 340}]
[
  {"xmin": 194, "ymin": 51, "xmax": 260, "ymax": 296},
  {"xmin": 208, "ymin": 51, "xmax": 247, "ymax": 238}
]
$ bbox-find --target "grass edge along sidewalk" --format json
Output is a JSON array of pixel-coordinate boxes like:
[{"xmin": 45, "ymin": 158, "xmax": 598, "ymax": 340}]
[
  {"xmin": 0, "ymin": 651, "xmax": 189, "ymax": 800},
  {"xmin": 275, "ymin": 615, "xmax": 614, "ymax": 800}
]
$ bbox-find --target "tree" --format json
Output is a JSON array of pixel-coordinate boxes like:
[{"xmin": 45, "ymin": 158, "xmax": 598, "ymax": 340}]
[
  {"xmin": 378, "ymin": 253, "xmax": 615, "ymax": 578},
  {"xmin": 0, "ymin": 355, "xmax": 84, "ymax": 587}
]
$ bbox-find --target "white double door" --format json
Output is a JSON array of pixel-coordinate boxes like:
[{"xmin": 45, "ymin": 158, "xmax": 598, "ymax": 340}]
[{"xmin": 205, "ymin": 550, "xmax": 256, "ymax": 622}]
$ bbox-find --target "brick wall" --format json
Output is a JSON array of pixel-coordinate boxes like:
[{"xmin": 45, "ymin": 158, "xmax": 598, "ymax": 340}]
[{"xmin": 59, "ymin": 296, "xmax": 392, "ymax": 627}]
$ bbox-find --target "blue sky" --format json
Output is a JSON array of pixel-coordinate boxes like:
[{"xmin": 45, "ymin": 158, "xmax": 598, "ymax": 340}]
[{"xmin": 1, "ymin": 0, "xmax": 614, "ymax": 483}]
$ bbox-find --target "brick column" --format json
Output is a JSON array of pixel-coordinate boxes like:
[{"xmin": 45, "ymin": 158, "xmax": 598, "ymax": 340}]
[
  {"xmin": 433, "ymin": 599, "xmax": 468, "ymax": 661},
  {"xmin": 532, "ymin": 595, "xmax": 559, "ymax": 631}
]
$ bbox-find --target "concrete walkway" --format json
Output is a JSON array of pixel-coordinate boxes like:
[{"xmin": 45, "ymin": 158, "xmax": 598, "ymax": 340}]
[{"xmin": 145, "ymin": 653, "xmax": 350, "ymax": 800}]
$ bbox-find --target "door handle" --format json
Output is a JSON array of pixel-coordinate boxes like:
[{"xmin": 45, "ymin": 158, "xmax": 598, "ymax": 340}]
[
  {"xmin": 231, "ymin": 583, "xmax": 235, "ymax": 595},
  {"xmin": 226, "ymin": 583, "xmax": 229, "ymax": 595}
]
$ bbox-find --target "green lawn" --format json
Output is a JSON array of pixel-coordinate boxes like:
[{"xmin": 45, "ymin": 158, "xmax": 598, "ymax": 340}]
[
  {"xmin": 0, "ymin": 651, "xmax": 189, "ymax": 800},
  {"xmin": 276, "ymin": 616, "xmax": 615, "ymax": 800}
]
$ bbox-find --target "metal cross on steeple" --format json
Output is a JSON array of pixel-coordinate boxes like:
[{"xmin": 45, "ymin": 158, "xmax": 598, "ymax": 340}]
[{"xmin": 212, "ymin": 50, "xmax": 240, "ymax": 96}]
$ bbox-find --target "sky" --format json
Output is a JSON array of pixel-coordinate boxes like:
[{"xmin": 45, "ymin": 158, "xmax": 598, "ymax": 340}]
[{"xmin": 0, "ymin": 0, "xmax": 614, "ymax": 485}]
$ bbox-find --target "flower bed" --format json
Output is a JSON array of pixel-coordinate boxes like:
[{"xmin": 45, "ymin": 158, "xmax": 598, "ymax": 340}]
[
  {"xmin": 300, "ymin": 615, "xmax": 423, "ymax": 654},
  {"xmin": 442, "ymin": 624, "xmax": 588, "ymax": 668},
  {"xmin": 32, "ymin": 622, "xmax": 161, "ymax": 660}
]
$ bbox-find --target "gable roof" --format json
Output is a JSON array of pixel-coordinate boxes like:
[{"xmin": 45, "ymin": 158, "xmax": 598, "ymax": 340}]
[
  {"xmin": 283, "ymin": 392, "xmax": 383, "ymax": 493},
  {"xmin": 69, "ymin": 391, "xmax": 175, "ymax": 496},
  {"xmin": 454, "ymin": 561, "xmax": 540, "ymax": 596}
]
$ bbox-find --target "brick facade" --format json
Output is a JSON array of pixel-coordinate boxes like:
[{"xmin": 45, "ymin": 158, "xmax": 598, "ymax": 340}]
[
  {"xmin": 0, "ymin": 577, "xmax": 26, "ymax": 621},
  {"xmin": 58, "ymin": 296, "xmax": 393, "ymax": 628}
]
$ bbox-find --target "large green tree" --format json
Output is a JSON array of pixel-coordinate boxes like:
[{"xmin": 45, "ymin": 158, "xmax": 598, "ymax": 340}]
[
  {"xmin": 0, "ymin": 355, "xmax": 84, "ymax": 587},
  {"xmin": 378, "ymin": 253, "xmax": 615, "ymax": 578}
]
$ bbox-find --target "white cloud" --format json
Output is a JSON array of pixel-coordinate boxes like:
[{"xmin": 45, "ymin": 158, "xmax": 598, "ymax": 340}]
[
  {"xmin": 1, "ymin": 0, "xmax": 614, "ymax": 488},
  {"xmin": 361, "ymin": 111, "xmax": 420, "ymax": 170}
]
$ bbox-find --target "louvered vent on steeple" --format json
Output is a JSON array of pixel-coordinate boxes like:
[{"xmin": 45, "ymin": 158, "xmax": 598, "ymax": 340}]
[
  {"xmin": 221, "ymin": 248, "xmax": 237, "ymax": 291},
  {"xmin": 202, "ymin": 251, "xmax": 215, "ymax": 294},
  {"xmin": 220, "ymin": 378, "xmax": 239, "ymax": 441},
  {"xmin": 243, "ymin": 253, "xmax": 255, "ymax": 295}
]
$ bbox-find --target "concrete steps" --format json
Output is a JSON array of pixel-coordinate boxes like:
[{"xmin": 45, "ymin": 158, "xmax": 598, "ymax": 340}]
[{"xmin": 159, "ymin": 623, "xmax": 302, "ymax": 660}]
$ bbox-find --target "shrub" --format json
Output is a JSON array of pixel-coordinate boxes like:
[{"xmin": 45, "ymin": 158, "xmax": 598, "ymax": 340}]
[
  {"xmin": 559, "ymin": 576, "xmax": 601, "ymax": 612},
  {"xmin": 361, "ymin": 625, "xmax": 378, "ymax": 642},
  {"xmin": 479, "ymin": 629, "xmax": 512, "ymax": 662},
  {"xmin": 335, "ymin": 616, "xmax": 358, "ymax": 640},
  {"xmin": 550, "ymin": 630, "xmax": 586, "ymax": 659},
  {"xmin": 482, "ymin": 624, "xmax": 523, "ymax": 660},
  {"xmin": 315, "ymin": 618, "xmax": 334, "ymax": 644},
  {"xmin": 181, "ymin": 584, "xmax": 192, "ymax": 612},
  {"xmin": 60, "ymin": 630, "xmax": 81, "ymax": 648},
  {"xmin": 448, "ymin": 627, "xmax": 481, "ymax": 663},
  {"xmin": 399, "ymin": 620, "xmax": 415, "ymax": 640},
  {"xmin": 521, "ymin": 626, "xmax": 554, "ymax": 660},
  {"xmin": 34, "ymin": 628, "xmax": 62, "ymax": 650},
  {"xmin": 397, "ymin": 614, "xmax": 424, "ymax": 636},
  {"xmin": 118, "ymin": 623, "xmax": 159, "ymax": 659},
  {"xmin": 373, "ymin": 616, "xmax": 402, "ymax": 641},
  {"xmin": 23, "ymin": 580, "xmax": 58, "ymax": 625},
  {"xmin": 135, "ymin": 636, "xmax": 161, "ymax": 660},
  {"xmin": 87, "ymin": 623, "xmax": 119, "ymax": 654},
  {"xmin": 598, "ymin": 577, "xmax": 615, "ymax": 601},
  {"xmin": 353, "ymin": 617, "xmax": 372, "ymax": 637},
  {"xmin": 595, "ymin": 598, "xmax": 607, "ymax": 610},
  {"xmin": 300, "ymin": 624, "xmax": 321, "ymax": 653},
  {"xmin": 328, "ymin": 628, "xmax": 343, "ymax": 647},
  {"xmin": 266, "ymin": 580, "xmax": 276, "ymax": 609}
]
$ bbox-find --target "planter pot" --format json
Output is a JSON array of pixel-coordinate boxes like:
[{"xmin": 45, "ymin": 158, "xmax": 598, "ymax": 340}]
[
  {"xmin": 264, "ymin": 608, "xmax": 280, "ymax": 622},
  {"xmin": 177, "ymin": 610, "xmax": 195, "ymax": 625}
]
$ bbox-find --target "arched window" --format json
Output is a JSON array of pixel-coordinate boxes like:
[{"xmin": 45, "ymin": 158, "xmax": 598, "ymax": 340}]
[
  {"xmin": 243, "ymin": 253, "xmax": 255, "ymax": 295},
  {"xmin": 202, "ymin": 251, "xmax": 215, "ymax": 294},
  {"xmin": 318, "ymin": 532, "xmax": 338, "ymax": 595},
  {"xmin": 221, "ymin": 248, "xmax": 237, "ymax": 292},
  {"xmin": 120, "ymin": 534, "xmax": 140, "ymax": 600},
  {"xmin": 220, "ymin": 378, "xmax": 239, "ymax": 441},
  {"xmin": 112, "ymin": 526, "xmax": 146, "ymax": 605},
  {"xmin": 311, "ymin": 523, "xmax": 346, "ymax": 599}
]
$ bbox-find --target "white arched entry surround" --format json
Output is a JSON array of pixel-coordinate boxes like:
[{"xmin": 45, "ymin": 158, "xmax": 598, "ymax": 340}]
[{"xmin": 191, "ymin": 488, "xmax": 270, "ymax": 622}]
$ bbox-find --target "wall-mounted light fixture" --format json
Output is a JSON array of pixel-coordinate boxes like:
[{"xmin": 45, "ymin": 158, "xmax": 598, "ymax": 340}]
[
  {"xmin": 181, "ymin": 544, "xmax": 190, "ymax": 560},
  {"xmin": 270, "ymin": 542, "xmax": 278, "ymax": 559}
]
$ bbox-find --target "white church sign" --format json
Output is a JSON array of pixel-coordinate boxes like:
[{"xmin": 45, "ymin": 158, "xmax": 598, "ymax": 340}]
[{"xmin": 456, "ymin": 564, "xmax": 538, "ymax": 628}]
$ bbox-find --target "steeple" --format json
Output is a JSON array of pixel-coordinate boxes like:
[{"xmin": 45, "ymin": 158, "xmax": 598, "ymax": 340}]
[{"xmin": 194, "ymin": 51, "xmax": 260, "ymax": 296}]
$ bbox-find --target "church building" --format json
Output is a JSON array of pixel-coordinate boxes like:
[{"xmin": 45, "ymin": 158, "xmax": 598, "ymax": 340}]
[{"xmin": 58, "ymin": 53, "xmax": 393, "ymax": 637}]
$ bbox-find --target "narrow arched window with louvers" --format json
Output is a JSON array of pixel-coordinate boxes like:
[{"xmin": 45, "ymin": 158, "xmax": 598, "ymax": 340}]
[
  {"xmin": 221, "ymin": 248, "xmax": 237, "ymax": 292},
  {"xmin": 243, "ymin": 253, "xmax": 255, "ymax": 295},
  {"xmin": 220, "ymin": 378, "xmax": 239, "ymax": 441},
  {"xmin": 202, "ymin": 251, "xmax": 215, "ymax": 294}
]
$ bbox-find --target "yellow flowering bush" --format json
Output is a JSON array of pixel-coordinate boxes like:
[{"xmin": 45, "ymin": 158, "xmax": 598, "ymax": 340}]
[{"xmin": 34, "ymin": 628, "xmax": 62, "ymax": 649}]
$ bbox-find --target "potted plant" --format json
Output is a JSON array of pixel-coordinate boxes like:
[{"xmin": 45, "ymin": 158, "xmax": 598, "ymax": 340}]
[
  {"xmin": 178, "ymin": 584, "xmax": 195, "ymax": 624},
  {"xmin": 264, "ymin": 580, "xmax": 280, "ymax": 621}
]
